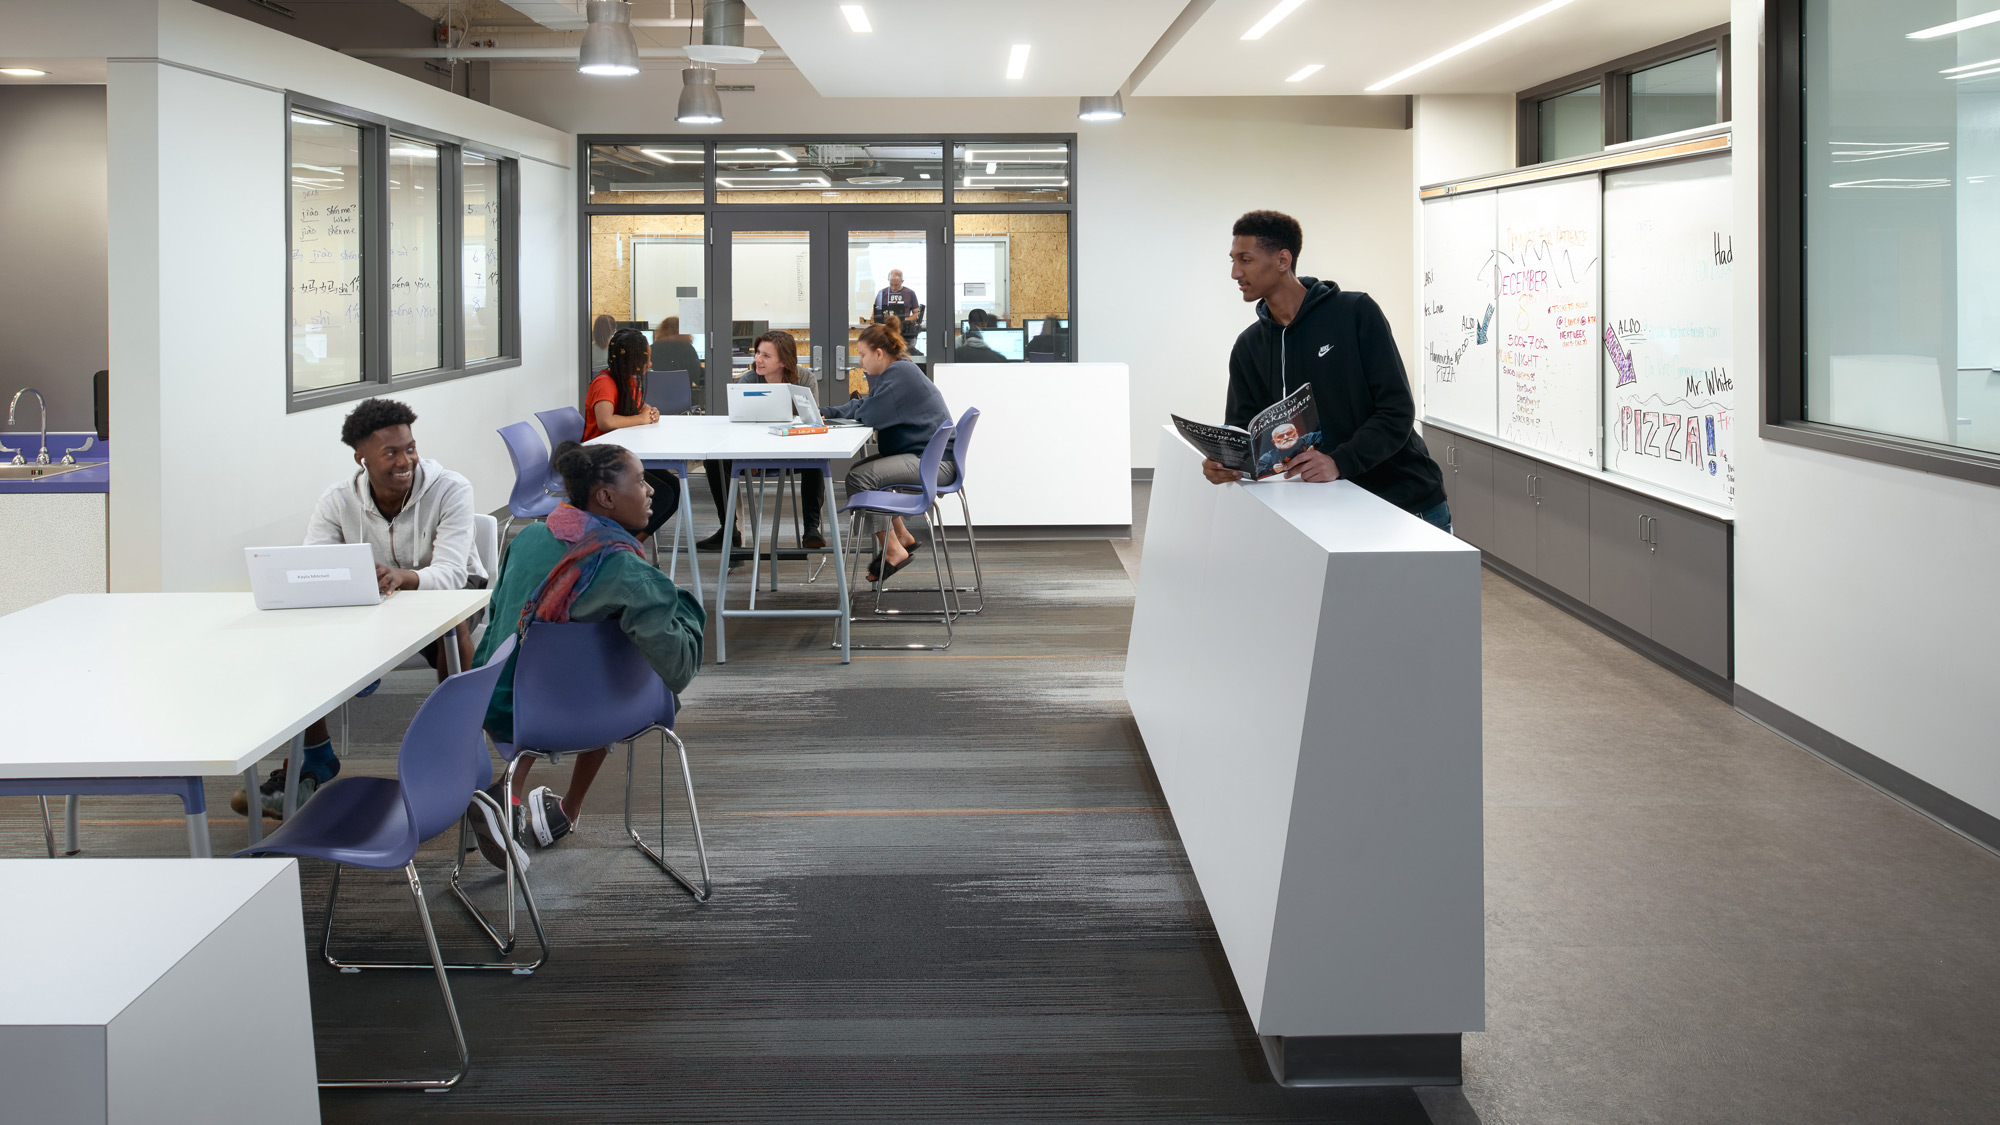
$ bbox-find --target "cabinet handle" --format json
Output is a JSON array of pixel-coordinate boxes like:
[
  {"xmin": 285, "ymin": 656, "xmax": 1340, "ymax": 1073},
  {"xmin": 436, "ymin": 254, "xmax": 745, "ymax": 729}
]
[
  {"xmin": 1646, "ymin": 516, "xmax": 1658, "ymax": 550},
  {"xmin": 1445, "ymin": 446, "xmax": 1455, "ymax": 469},
  {"xmin": 1638, "ymin": 514, "xmax": 1648, "ymax": 542}
]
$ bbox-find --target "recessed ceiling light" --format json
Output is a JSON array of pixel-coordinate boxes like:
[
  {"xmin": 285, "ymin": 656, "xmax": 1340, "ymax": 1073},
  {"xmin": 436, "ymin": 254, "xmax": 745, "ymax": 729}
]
[
  {"xmin": 0, "ymin": 67, "xmax": 49, "ymax": 77},
  {"xmin": 1364, "ymin": 0, "xmax": 1576, "ymax": 92},
  {"xmin": 1908, "ymin": 8, "xmax": 2000, "ymax": 38},
  {"xmin": 840, "ymin": 4, "xmax": 871, "ymax": 32},
  {"xmin": 919, "ymin": 173, "xmax": 932, "ymax": 179},
  {"xmin": 1006, "ymin": 44, "xmax": 1031, "ymax": 80},
  {"xmin": 1241, "ymin": 0, "xmax": 1308, "ymax": 41},
  {"xmin": 1285, "ymin": 64, "xmax": 1323, "ymax": 82}
]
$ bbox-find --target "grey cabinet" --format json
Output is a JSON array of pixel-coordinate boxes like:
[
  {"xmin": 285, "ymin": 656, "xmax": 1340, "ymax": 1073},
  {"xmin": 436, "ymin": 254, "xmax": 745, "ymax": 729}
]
[
  {"xmin": 1585, "ymin": 481, "xmax": 1732, "ymax": 678},
  {"xmin": 1437, "ymin": 432, "xmax": 1494, "ymax": 550},
  {"xmin": 1491, "ymin": 448, "xmax": 1539, "ymax": 572},
  {"xmin": 1533, "ymin": 466, "xmax": 1591, "ymax": 601}
]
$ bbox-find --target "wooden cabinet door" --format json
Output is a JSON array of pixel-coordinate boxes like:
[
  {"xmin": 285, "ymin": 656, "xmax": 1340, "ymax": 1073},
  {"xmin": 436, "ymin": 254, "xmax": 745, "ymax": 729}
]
[
  {"xmin": 1489, "ymin": 449, "xmax": 1539, "ymax": 573},
  {"xmin": 1588, "ymin": 483, "xmax": 1653, "ymax": 635},
  {"xmin": 1650, "ymin": 504, "xmax": 1732, "ymax": 676},
  {"xmin": 1533, "ymin": 464, "xmax": 1592, "ymax": 601}
]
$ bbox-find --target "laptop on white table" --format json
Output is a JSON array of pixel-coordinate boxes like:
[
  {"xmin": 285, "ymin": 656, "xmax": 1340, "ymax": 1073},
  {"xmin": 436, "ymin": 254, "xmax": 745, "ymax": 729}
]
[{"xmin": 245, "ymin": 544, "xmax": 382, "ymax": 610}]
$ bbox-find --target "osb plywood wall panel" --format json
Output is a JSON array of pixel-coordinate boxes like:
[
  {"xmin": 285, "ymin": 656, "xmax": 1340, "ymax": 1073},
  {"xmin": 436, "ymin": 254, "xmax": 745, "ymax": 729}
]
[
  {"xmin": 956, "ymin": 213, "xmax": 1070, "ymax": 325},
  {"xmin": 589, "ymin": 214, "xmax": 704, "ymax": 323}
]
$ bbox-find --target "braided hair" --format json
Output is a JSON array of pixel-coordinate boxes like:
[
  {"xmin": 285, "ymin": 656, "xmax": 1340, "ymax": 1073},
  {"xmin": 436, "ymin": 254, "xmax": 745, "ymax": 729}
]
[
  {"xmin": 551, "ymin": 440, "xmax": 634, "ymax": 508},
  {"xmin": 605, "ymin": 327, "xmax": 648, "ymax": 416}
]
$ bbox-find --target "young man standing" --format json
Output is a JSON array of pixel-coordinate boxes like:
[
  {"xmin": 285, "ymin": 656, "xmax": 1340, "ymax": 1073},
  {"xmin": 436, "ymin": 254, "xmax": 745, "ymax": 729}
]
[
  {"xmin": 233, "ymin": 397, "xmax": 487, "ymax": 818},
  {"xmin": 1207, "ymin": 210, "xmax": 1450, "ymax": 531}
]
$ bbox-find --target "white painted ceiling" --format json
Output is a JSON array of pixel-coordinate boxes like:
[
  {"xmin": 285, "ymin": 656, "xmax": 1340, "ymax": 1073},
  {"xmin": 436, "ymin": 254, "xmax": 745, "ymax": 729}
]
[
  {"xmin": 747, "ymin": 0, "xmax": 1189, "ymax": 97},
  {"xmin": 1135, "ymin": 0, "xmax": 1730, "ymax": 96}
]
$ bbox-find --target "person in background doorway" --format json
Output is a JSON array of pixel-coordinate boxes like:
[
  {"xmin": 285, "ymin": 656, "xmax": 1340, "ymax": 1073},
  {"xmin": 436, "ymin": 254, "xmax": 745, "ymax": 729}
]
[
  {"xmin": 591, "ymin": 313, "xmax": 616, "ymax": 372},
  {"xmin": 1208, "ymin": 209, "xmax": 1449, "ymax": 531},
  {"xmin": 649, "ymin": 315, "xmax": 705, "ymax": 395},
  {"xmin": 233, "ymin": 397, "xmax": 487, "ymax": 820},
  {"xmin": 953, "ymin": 308, "xmax": 1006, "ymax": 363},
  {"xmin": 699, "ymin": 330, "xmax": 827, "ymax": 552},
  {"xmin": 1027, "ymin": 316, "xmax": 1069, "ymax": 360},
  {"xmin": 821, "ymin": 316, "xmax": 956, "ymax": 582},
  {"xmin": 465, "ymin": 441, "xmax": 705, "ymax": 867},
  {"xmin": 873, "ymin": 269, "xmax": 923, "ymax": 348},
  {"xmin": 584, "ymin": 327, "xmax": 681, "ymax": 541}
]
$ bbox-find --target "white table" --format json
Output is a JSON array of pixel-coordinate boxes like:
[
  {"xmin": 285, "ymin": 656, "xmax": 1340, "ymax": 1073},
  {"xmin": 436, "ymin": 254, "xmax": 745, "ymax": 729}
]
[
  {"xmin": 1125, "ymin": 427, "xmax": 1484, "ymax": 1087},
  {"xmin": 0, "ymin": 590, "xmax": 488, "ymax": 855},
  {"xmin": 591, "ymin": 416, "xmax": 876, "ymax": 663},
  {"xmin": 0, "ymin": 858, "xmax": 319, "ymax": 1123}
]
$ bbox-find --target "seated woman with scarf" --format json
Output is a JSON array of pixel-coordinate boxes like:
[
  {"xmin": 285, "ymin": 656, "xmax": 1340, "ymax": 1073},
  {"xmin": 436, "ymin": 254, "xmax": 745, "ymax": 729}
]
[{"xmin": 466, "ymin": 440, "xmax": 706, "ymax": 868}]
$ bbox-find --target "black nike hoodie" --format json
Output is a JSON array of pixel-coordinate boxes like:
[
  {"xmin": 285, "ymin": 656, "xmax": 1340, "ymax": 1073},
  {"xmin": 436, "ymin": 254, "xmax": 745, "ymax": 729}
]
[{"xmin": 1225, "ymin": 276, "xmax": 1446, "ymax": 515}]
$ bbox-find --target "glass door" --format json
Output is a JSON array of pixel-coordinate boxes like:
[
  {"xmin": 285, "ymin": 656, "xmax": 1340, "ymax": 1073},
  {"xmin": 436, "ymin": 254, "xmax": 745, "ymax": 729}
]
[
  {"xmin": 830, "ymin": 212, "xmax": 948, "ymax": 402},
  {"xmin": 709, "ymin": 213, "xmax": 829, "ymax": 415}
]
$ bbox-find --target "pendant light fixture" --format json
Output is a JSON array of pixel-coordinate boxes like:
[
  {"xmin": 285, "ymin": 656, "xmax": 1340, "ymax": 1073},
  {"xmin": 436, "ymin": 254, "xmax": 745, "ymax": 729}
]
[
  {"xmin": 677, "ymin": 67, "xmax": 724, "ymax": 124},
  {"xmin": 1078, "ymin": 93, "xmax": 1125, "ymax": 121},
  {"xmin": 578, "ymin": 0, "xmax": 640, "ymax": 76}
]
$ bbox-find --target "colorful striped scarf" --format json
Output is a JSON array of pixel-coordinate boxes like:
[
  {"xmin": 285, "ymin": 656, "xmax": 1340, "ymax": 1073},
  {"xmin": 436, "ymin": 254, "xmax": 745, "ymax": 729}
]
[{"xmin": 516, "ymin": 503, "xmax": 642, "ymax": 633}]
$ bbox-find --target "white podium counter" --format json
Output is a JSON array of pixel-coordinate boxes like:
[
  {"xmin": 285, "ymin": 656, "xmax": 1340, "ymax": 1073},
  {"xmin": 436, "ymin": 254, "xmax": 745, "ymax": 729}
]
[
  {"xmin": 1125, "ymin": 426, "xmax": 1483, "ymax": 1087},
  {"xmin": 931, "ymin": 362, "xmax": 1131, "ymax": 532}
]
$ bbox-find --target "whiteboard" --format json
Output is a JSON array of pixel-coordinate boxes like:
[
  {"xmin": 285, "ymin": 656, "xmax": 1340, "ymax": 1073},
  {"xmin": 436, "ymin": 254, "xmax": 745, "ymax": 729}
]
[
  {"xmin": 632, "ymin": 238, "xmax": 703, "ymax": 328},
  {"xmin": 1603, "ymin": 154, "xmax": 1736, "ymax": 506},
  {"xmin": 1421, "ymin": 191, "xmax": 1499, "ymax": 434},
  {"xmin": 1496, "ymin": 175, "xmax": 1600, "ymax": 467}
]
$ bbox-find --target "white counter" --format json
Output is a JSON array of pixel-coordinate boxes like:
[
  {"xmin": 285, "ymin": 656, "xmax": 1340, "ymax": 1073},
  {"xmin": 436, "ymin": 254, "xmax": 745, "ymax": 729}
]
[
  {"xmin": 931, "ymin": 362, "xmax": 1132, "ymax": 531},
  {"xmin": 1124, "ymin": 425, "xmax": 1484, "ymax": 1086}
]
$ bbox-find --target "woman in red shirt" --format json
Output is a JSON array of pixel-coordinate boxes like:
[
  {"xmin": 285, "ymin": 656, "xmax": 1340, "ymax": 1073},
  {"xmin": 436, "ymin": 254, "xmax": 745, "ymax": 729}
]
[{"xmin": 582, "ymin": 326, "xmax": 679, "ymax": 540}]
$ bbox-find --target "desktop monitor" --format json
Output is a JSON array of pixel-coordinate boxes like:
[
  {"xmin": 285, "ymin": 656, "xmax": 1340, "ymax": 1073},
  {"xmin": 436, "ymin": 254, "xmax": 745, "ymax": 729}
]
[{"xmin": 982, "ymin": 328, "xmax": 1027, "ymax": 361}]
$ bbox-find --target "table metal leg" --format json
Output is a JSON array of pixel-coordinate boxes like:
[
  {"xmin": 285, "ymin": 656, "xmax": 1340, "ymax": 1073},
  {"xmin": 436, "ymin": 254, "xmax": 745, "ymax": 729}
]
[
  {"xmin": 282, "ymin": 732, "xmax": 305, "ymax": 821},
  {"xmin": 64, "ymin": 795, "xmax": 79, "ymax": 855},
  {"xmin": 186, "ymin": 810, "xmax": 212, "ymax": 858},
  {"xmin": 826, "ymin": 481, "xmax": 850, "ymax": 663},
  {"xmin": 715, "ymin": 475, "xmax": 739, "ymax": 663},
  {"xmin": 39, "ymin": 796, "xmax": 56, "ymax": 857},
  {"xmin": 445, "ymin": 627, "xmax": 465, "ymax": 675},
  {"xmin": 675, "ymin": 471, "xmax": 703, "ymax": 603},
  {"xmin": 244, "ymin": 765, "xmax": 264, "ymax": 846}
]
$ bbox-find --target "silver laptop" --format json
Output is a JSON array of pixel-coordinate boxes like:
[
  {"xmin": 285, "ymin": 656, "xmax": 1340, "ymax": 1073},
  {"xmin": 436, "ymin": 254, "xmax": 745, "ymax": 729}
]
[
  {"xmin": 246, "ymin": 543, "xmax": 382, "ymax": 610},
  {"xmin": 727, "ymin": 382, "xmax": 795, "ymax": 423},
  {"xmin": 789, "ymin": 385, "xmax": 823, "ymax": 426}
]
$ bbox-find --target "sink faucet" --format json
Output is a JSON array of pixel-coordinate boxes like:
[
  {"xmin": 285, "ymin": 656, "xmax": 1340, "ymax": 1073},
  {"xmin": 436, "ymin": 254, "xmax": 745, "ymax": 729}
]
[{"xmin": 7, "ymin": 388, "xmax": 49, "ymax": 465}]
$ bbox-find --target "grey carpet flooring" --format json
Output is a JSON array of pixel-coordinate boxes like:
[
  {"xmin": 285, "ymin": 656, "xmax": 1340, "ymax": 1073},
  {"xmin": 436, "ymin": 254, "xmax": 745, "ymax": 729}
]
[{"xmin": 5, "ymin": 536, "xmax": 1435, "ymax": 1123}]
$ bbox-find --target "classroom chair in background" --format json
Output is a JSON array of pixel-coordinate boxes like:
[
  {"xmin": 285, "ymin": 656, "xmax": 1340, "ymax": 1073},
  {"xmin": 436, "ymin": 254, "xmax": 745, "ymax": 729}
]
[
  {"xmin": 236, "ymin": 635, "xmax": 545, "ymax": 1092},
  {"xmin": 497, "ymin": 421, "xmax": 561, "ymax": 558},
  {"xmin": 651, "ymin": 368, "xmax": 694, "ymax": 416},
  {"xmin": 534, "ymin": 406, "xmax": 586, "ymax": 452}
]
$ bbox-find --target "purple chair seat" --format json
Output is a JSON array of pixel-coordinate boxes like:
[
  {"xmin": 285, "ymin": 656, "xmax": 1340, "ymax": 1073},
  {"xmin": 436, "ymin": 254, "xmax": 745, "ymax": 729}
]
[{"xmin": 246, "ymin": 776, "xmax": 423, "ymax": 870}]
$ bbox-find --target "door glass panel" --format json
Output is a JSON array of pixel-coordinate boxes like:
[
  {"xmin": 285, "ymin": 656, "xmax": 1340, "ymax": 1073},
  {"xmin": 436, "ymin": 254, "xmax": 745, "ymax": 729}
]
[
  {"xmin": 731, "ymin": 229, "xmax": 814, "ymax": 385},
  {"xmin": 844, "ymin": 228, "xmax": 930, "ymax": 395},
  {"xmin": 588, "ymin": 214, "xmax": 707, "ymax": 407},
  {"xmin": 953, "ymin": 213, "xmax": 1070, "ymax": 362}
]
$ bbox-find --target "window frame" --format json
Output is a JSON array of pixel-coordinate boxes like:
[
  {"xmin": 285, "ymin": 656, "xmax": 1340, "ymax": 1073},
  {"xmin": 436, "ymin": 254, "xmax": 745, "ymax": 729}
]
[
  {"xmin": 1759, "ymin": 0, "xmax": 2000, "ymax": 488},
  {"xmin": 575, "ymin": 132, "xmax": 1079, "ymax": 393},
  {"xmin": 285, "ymin": 93, "xmax": 521, "ymax": 414},
  {"xmin": 1516, "ymin": 27, "xmax": 1731, "ymax": 167}
]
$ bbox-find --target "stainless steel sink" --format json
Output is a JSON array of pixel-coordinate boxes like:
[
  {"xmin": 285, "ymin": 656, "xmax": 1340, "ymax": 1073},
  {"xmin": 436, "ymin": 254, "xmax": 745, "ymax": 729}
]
[{"xmin": 0, "ymin": 463, "xmax": 91, "ymax": 481}]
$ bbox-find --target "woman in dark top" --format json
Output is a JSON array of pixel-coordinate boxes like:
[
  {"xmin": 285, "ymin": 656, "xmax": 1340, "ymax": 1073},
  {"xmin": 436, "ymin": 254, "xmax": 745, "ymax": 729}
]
[
  {"xmin": 821, "ymin": 315, "xmax": 955, "ymax": 581},
  {"xmin": 649, "ymin": 315, "xmax": 705, "ymax": 392}
]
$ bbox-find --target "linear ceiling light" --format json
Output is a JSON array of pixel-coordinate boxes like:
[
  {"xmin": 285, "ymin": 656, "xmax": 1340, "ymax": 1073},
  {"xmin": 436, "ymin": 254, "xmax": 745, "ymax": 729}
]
[
  {"xmin": 578, "ymin": 0, "xmax": 641, "ymax": 75},
  {"xmin": 1948, "ymin": 65, "xmax": 2000, "ymax": 80},
  {"xmin": 840, "ymin": 4, "xmax": 871, "ymax": 32},
  {"xmin": 1006, "ymin": 44, "xmax": 1031, "ymax": 80},
  {"xmin": 1241, "ymin": 0, "xmax": 1308, "ymax": 40},
  {"xmin": 1364, "ymin": 0, "xmax": 1576, "ymax": 91},
  {"xmin": 1285, "ymin": 63, "xmax": 1323, "ymax": 82},
  {"xmin": 0, "ymin": 67, "xmax": 49, "ymax": 77},
  {"xmin": 1908, "ymin": 8, "xmax": 2000, "ymax": 38}
]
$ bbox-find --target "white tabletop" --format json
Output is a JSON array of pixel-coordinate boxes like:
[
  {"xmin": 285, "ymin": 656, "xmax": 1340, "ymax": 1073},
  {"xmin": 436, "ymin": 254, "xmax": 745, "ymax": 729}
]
[
  {"xmin": 0, "ymin": 858, "xmax": 298, "ymax": 1024},
  {"xmin": 589, "ymin": 415, "xmax": 874, "ymax": 462},
  {"xmin": 0, "ymin": 590, "xmax": 487, "ymax": 779}
]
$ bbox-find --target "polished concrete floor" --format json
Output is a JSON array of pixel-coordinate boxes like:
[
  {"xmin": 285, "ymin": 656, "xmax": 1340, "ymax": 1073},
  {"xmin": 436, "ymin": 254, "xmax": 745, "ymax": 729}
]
[{"xmin": 1126, "ymin": 478, "xmax": 2000, "ymax": 1124}]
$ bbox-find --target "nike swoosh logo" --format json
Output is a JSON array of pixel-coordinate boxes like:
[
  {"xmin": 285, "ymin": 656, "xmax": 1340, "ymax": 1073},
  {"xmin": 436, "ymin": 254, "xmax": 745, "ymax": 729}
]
[{"xmin": 1318, "ymin": 344, "xmax": 1332, "ymax": 357}]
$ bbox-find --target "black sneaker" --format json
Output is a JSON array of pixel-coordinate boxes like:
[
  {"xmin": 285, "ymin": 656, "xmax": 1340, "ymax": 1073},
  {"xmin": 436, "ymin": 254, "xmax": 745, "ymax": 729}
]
[
  {"xmin": 526, "ymin": 786, "xmax": 577, "ymax": 847},
  {"xmin": 467, "ymin": 781, "xmax": 531, "ymax": 872},
  {"xmin": 695, "ymin": 528, "xmax": 742, "ymax": 551}
]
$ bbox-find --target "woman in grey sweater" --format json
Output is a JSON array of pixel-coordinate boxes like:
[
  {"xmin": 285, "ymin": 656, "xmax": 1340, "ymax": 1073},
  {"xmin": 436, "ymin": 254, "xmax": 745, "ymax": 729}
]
[{"xmin": 821, "ymin": 316, "xmax": 955, "ymax": 580}]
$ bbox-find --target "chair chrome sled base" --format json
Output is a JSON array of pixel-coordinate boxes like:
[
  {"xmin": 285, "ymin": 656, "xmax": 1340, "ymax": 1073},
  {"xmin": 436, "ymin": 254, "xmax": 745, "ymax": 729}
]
[
  {"xmin": 625, "ymin": 726, "xmax": 713, "ymax": 903},
  {"xmin": 836, "ymin": 509, "xmax": 957, "ymax": 650}
]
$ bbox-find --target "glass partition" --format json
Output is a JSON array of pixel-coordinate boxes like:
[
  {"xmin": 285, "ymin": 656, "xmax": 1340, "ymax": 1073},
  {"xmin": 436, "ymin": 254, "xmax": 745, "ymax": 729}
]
[
  {"xmin": 1539, "ymin": 85, "xmax": 1604, "ymax": 161},
  {"xmin": 588, "ymin": 214, "xmax": 708, "ymax": 402},
  {"xmin": 290, "ymin": 112, "xmax": 367, "ymax": 392},
  {"xmin": 714, "ymin": 142, "xmax": 944, "ymax": 204},
  {"xmin": 953, "ymin": 141, "xmax": 1070, "ymax": 203},
  {"xmin": 388, "ymin": 136, "xmax": 442, "ymax": 375},
  {"xmin": 589, "ymin": 143, "xmax": 704, "ymax": 204},
  {"xmin": 1629, "ymin": 50, "xmax": 1719, "ymax": 141},
  {"xmin": 462, "ymin": 151, "xmax": 504, "ymax": 363},
  {"xmin": 952, "ymin": 213, "xmax": 1070, "ymax": 361}
]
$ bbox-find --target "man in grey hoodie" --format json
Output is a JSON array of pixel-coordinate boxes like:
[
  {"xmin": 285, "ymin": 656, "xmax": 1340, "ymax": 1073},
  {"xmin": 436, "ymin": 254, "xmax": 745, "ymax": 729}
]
[{"xmin": 233, "ymin": 397, "xmax": 488, "ymax": 819}]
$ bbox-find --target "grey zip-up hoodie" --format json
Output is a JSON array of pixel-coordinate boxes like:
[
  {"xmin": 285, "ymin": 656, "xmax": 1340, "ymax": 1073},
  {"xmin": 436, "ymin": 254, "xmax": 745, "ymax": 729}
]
[{"xmin": 304, "ymin": 458, "xmax": 486, "ymax": 589}]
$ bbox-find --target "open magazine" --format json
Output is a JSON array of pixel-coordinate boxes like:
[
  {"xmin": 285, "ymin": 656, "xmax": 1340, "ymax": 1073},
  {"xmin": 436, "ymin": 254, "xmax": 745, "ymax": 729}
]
[{"xmin": 1171, "ymin": 384, "xmax": 1322, "ymax": 481}]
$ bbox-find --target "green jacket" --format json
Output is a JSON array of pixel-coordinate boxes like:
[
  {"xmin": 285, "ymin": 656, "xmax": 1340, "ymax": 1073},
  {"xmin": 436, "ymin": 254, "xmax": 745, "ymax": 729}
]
[{"xmin": 472, "ymin": 521, "xmax": 706, "ymax": 743}]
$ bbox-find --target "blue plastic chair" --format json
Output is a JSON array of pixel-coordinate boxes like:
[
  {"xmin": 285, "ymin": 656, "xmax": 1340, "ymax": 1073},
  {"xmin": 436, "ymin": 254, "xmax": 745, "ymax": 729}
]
[
  {"xmin": 889, "ymin": 407, "xmax": 984, "ymax": 616},
  {"xmin": 498, "ymin": 421, "xmax": 561, "ymax": 558},
  {"xmin": 650, "ymin": 368, "xmax": 694, "ymax": 416},
  {"xmin": 495, "ymin": 620, "xmax": 711, "ymax": 902},
  {"xmin": 840, "ymin": 421, "xmax": 958, "ymax": 650},
  {"xmin": 534, "ymin": 406, "xmax": 586, "ymax": 452},
  {"xmin": 236, "ymin": 635, "xmax": 544, "ymax": 1092}
]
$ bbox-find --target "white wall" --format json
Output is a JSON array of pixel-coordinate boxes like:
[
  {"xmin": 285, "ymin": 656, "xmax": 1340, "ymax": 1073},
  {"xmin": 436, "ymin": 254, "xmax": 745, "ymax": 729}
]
[
  {"xmin": 496, "ymin": 68, "xmax": 1415, "ymax": 468},
  {"xmin": 1728, "ymin": 0, "xmax": 2000, "ymax": 816},
  {"xmin": 87, "ymin": 1, "xmax": 577, "ymax": 591}
]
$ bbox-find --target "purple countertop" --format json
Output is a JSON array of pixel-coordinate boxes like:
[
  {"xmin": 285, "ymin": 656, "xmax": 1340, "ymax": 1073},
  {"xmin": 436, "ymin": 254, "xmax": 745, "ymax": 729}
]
[{"xmin": 0, "ymin": 433, "xmax": 109, "ymax": 495}]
